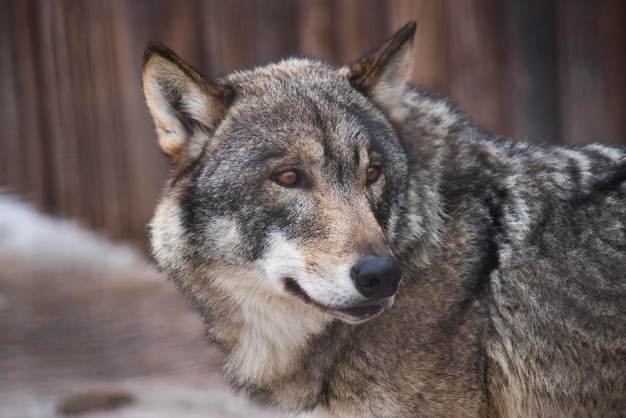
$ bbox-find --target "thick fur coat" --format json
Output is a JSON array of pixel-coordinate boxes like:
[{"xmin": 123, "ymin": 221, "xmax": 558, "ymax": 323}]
[{"xmin": 142, "ymin": 22, "xmax": 626, "ymax": 417}]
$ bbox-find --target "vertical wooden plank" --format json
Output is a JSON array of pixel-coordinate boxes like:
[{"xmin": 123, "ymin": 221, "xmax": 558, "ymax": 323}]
[
  {"xmin": 34, "ymin": 0, "xmax": 85, "ymax": 221},
  {"xmin": 199, "ymin": 0, "xmax": 231, "ymax": 75},
  {"xmin": 446, "ymin": 0, "xmax": 512, "ymax": 137},
  {"xmin": 506, "ymin": 0, "xmax": 561, "ymax": 144},
  {"xmin": 46, "ymin": 0, "xmax": 103, "ymax": 227},
  {"xmin": 199, "ymin": 0, "xmax": 258, "ymax": 75},
  {"xmin": 0, "ymin": 1, "xmax": 24, "ymax": 195},
  {"xmin": 332, "ymin": 0, "xmax": 387, "ymax": 63},
  {"xmin": 59, "ymin": 0, "xmax": 99, "ymax": 227},
  {"xmin": 388, "ymin": 0, "xmax": 449, "ymax": 93},
  {"xmin": 1, "ymin": 0, "xmax": 51, "ymax": 210},
  {"xmin": 557, "ymin": 0, "xmax": 626, "ymax": 144},
  {"xmin": 296, "ymin": 0, "xmax": 337, "ymax": 61},
  {"xmin": 84, "ymin": 0, "xmax": 129, "ymax": 238},
  {"xmin": 253, "ymin": 0, "xmax": 298, "ymax": 64}
]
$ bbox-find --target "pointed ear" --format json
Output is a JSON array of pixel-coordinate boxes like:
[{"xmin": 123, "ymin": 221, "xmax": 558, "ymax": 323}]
[
  {"xmin": 345, "ymin": 21, "xmax": 416, "ymax": 122},
  {"xmin": 142, "ymin": 42, "xmax": 234, "ymax": 165}
]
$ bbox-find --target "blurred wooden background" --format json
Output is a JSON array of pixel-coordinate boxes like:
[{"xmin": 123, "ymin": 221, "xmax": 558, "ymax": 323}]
[{"xmin": 1, "ymin": 0, "xmax": 625, "ymax": 246}]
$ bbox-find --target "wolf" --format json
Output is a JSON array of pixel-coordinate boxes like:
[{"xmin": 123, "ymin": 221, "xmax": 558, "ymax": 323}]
[{"xmin": 142, "ymin": 22, "xmax": 626, "ymax": 417}]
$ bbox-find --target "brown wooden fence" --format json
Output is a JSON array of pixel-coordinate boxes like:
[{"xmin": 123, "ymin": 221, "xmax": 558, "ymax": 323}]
[{"xmin": 1, "ymin": 0, "xmax": 624, "ymax": 245}]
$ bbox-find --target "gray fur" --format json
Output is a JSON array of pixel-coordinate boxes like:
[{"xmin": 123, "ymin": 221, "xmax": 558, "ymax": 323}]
[{"xmin": 142, "ymin": 22, "xmax": 626, "ymax": 417}]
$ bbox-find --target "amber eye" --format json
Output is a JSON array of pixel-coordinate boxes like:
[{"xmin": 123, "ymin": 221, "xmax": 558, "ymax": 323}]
[
  {"xmin": 274, "ymin": 170, "xmax": 299, "ymax": 187},
  {"xmin": 366, "ymin": 164, "xmax": 381, "ymax": 184}
]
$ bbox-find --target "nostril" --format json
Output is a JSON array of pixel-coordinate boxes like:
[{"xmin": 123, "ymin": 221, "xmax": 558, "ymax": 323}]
[{"xmin": 361, "ymin": 276, "xmax": 380, "ymax": 290}]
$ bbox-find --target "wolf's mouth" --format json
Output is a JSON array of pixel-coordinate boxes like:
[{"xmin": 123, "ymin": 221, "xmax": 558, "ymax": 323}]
[
  {"xmin": 337, "ymin": 305, "xmax": 384, "ymax": 318},
  {"xmin": 284, "ymin": 277, "xmax": 386, "ymax": 323},
  {"xmin": 284, "ymin": 277, "xmax": 316, "ymax": 304}
]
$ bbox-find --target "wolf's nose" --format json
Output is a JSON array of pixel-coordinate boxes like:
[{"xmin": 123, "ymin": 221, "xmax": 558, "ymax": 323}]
[{"xmin": 350, "ymin": 254, "xmax": 401, "ymax": 300}]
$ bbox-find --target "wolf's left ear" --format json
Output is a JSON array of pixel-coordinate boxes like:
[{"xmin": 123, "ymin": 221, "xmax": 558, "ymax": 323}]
[
  {"xmin": 345, "ymin": 21, "xmax": 416, "ymax": 122},
  {"xmin": 142, "ymin": 42, "xmax": 234, "ymax": 165}
]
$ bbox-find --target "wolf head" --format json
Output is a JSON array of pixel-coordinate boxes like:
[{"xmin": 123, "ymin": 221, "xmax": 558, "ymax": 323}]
[{"xmin": 143, "ymin": 23, "xmax": 415, "ymax": 328}]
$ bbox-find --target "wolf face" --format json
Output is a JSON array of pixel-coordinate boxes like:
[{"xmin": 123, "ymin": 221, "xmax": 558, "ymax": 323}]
[{"xmin": 144, "ymin": 25, "xmax": 416, "ymax": 327}]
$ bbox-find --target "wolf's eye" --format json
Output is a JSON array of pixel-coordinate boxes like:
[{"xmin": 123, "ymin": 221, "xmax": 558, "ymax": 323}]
[
  {"xmin": 366, "ymin": 164, "xmax": 381, "ymax": 184},
  {"xmin": 273, "ymin": 170, "xmax": 299, "ymax": 187}
]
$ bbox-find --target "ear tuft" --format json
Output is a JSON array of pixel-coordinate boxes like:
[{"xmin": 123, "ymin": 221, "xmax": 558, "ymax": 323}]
[
  {"xmin": 142, "ymin": 42, "xmax": 234, "ymax": 164},
  {"xmin": 346, "ymin": 21, "xmax": 416, "ymax": 122}
]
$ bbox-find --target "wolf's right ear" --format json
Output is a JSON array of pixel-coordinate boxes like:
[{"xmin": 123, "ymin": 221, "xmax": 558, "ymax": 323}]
[{"xmin": 142, "ymin": 42, "xmax": 234, "ymax": 165}]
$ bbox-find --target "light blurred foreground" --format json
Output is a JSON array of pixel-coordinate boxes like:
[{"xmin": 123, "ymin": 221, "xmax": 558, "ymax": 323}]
[{"xmin": 0, "ymin": 195, "xmax": 274, "ymax": 417}]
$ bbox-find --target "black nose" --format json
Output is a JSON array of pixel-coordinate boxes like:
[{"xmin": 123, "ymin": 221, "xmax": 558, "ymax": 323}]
[{"xmin": 350, "ymin": 254, "xmax": 401, "ymax": 299}]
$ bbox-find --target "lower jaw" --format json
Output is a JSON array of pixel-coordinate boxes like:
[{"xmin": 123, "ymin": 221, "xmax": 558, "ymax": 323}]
[
  {"xmin": 333, "ymin": 305, "xmax": 385, "ymax": 323},
  {"xmin": 283, "ymin": 278, "xmax": 389, "ymax": 324}
]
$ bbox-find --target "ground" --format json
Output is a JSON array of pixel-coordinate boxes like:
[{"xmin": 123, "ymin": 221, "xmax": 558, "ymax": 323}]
[{"xmin": 0, "ymin": 195, "xmax": 275, "ymax": 417}]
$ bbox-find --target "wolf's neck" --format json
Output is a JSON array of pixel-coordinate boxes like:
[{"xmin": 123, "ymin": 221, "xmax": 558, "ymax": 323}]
[
  {"xmin": 392, "ymin": 87, "xmax": 502, "ymax": 269},
  {"xmin": 218, "ymin": 279, "xmax": 332, "ymax": 390}
]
